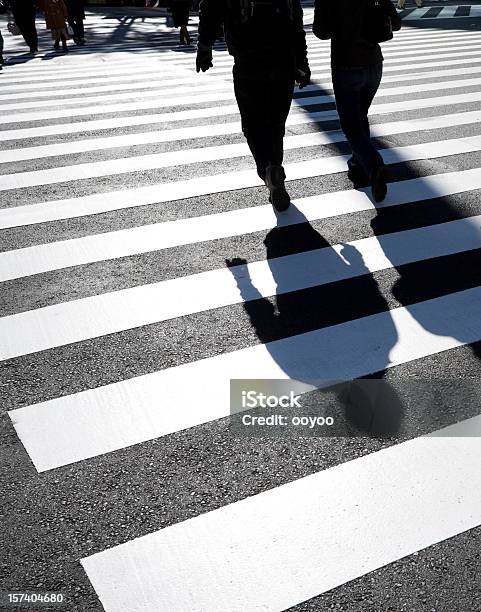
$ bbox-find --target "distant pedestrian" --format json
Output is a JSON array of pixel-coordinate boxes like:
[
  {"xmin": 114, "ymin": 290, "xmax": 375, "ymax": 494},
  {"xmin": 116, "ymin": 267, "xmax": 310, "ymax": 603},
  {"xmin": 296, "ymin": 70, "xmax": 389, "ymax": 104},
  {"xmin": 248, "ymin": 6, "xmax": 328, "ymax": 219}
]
[
  {"xmin": 169, "ymin": 0, "xmax": 191, "ymax": 45},
  {"xmin": 313, "ymin": 0, "xmax": 401, "ymax": 202},
  {"xmin": 0, "ymin": 0, "xmax": 6, "ymax": 68},
  {"xmin": 397, "ymin": 0, "xmax": 422, "ymax": 9},
  {"xmin": 65, "ymin": 0, "xmax": 85, "ymax": 45},
  {"xmin": 8, "ymin": 0, "xmax": 39, "ymax": 54},
  {"xmin": 41, "ymin": 0, "xmax": 69, "ymax": 52}
]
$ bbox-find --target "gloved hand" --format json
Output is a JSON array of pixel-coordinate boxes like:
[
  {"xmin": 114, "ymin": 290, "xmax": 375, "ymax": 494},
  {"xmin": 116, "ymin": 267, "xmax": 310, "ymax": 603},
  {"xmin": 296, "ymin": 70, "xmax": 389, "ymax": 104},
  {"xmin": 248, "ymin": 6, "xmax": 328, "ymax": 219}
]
[
  {"xmin": 295, "ymin": 61, "xmax": 311, "ymax": 89},
  {"xmin": 196, "ymin": 43, "xmax": 213, "ymax": 73}
]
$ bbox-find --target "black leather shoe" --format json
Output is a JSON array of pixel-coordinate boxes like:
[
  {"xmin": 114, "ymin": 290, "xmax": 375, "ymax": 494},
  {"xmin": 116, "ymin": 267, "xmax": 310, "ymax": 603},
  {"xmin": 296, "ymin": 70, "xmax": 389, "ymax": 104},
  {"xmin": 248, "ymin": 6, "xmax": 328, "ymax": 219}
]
[
  {"xmin": 371, "ymin": 165, "xmax": 388, "ymax": 203},
  {"xmin": 265, "ymin": 165, "xmax": 290, "ymax": 212},
  {"xmin": 347, "ymin": 167, "xmax": 370, "ymax": 188}
]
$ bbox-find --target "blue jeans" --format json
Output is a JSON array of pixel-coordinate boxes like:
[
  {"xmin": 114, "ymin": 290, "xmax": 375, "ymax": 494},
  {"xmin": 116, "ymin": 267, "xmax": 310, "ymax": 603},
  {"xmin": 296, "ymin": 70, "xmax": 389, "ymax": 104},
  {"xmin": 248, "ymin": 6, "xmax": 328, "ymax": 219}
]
[{"xmin": 332, "ymin": 63, "xmax": 384, "ymax": 179}]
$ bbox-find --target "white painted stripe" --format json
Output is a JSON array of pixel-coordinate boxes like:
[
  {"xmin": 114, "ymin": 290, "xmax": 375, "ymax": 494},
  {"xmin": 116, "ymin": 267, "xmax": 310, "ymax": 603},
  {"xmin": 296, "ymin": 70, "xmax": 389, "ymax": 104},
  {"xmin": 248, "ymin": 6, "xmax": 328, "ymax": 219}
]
[
  {"xmin": 80, "ymin": 415, "xmax": 481, "ymax": 612},
  {"xmin": 0, "ymin": 75, "xmax": 232, "ymax": 102},
  {"xmin": 4, "ymin": 72, "xmax": 481, "ymax": 134},
  {"xmin": 2, "ymin": 214, "xmax": 481, "ymax": 361},
  {"xmin": 3, "ymin": 30, "xmax": 477, "ymax": 79},
  {"xmin": 5, "ymin": 94, "xmax": 481, "ymax": 190},
  {"xmin": 5, "ymin": 51, "xmax": 481, "ymax": 125},
  {"xmin": 0, "ymin": 70, "xmax": 223, "ymax": 94},
  {"xmin": 1, "ymin": 32, "xmax": 472, "ymax": 78},
  {"xmin": 0, "ymin": 63, "xmax": 187, "ymax": 84},
  {"xmin": 157, "ymin": 40, "xmax": 481, "ymax": 69},
  {"xmin": 5, "ymin": 56, "xmax": 481, "ymax": 143},
  {"xmin": 5, "ymin": 71, "xmax": 481, "ymax": 122},
  {"xmin": 401, "ymin": 5, "xmax": 481, "ymax": 19},
  {"xmin": 4, "ymin": 29, "xmax": 469, "ymax": 75},
  {"xmin": 2, "ymin": 132, "xmax": 481, "ymax": 228},
  {"xmin": 2, "ymin": 167, "xmax": 480, "ymax": 282},
  {"xmin": 0, "ymin": 80, "xmax": 236, "ymax": 112},
  {"xmin": 403, "ymin": 6, "xmax": 444, "ymax": 19},
  {"xmin": 438, "ymin": 5, "xmax": 462, "ymax": 18},
  {"xmin": 2, "ymin": 102, "xmax": 479, "ymax": 172},
  {"xmin": 2, "ymin": 62, "xmax": 480, "ymax": 104},
  {"xmin": 1, "ymin": 87, "xmax": 242, "ymax": 125},
  {"xmin": 9, "ymin": 286, "xmax": 481, "ymax": 471},
  {"xmin": 4, "ymin": 34, "xmax": 481, "ymax": 84}
]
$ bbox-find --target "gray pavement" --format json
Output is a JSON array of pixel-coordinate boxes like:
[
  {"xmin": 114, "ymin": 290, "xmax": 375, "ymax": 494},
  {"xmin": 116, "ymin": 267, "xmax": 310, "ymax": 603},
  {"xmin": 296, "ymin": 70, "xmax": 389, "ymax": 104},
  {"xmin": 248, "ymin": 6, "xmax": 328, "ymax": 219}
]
[{"xmin": 1, "ymin": 3, "xmax": 481, "ymax": 612}]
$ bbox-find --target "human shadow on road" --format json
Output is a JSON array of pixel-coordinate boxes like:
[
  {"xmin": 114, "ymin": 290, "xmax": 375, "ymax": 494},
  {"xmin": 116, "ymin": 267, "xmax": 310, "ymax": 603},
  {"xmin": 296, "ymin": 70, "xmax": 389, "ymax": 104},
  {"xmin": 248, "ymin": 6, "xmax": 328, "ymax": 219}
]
[
  {"xmin": 226, "ymin": 206, "xmax": 405, "ymax": 437},
  {"xmin": 225, "ymin": 62, "xmax": 481, "ymax": 437}
]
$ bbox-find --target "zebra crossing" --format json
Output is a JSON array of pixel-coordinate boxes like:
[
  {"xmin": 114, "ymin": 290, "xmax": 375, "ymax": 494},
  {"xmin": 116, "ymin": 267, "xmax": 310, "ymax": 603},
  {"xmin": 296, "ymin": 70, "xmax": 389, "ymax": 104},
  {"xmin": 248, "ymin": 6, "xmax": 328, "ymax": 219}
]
[
  {"xmin": 401, "ymin": 4, "xmax": 481, "ymax": 19},
  {"xmin": 2, "ymin": 7, "xmax": 481, "ymax": 612}
]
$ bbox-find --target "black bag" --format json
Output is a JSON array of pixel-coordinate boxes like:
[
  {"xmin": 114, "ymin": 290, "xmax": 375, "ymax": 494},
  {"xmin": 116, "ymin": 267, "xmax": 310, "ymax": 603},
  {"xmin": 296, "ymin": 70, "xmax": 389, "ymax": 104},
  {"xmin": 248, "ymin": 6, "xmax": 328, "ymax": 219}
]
[{"xmin": 362, "ymin": 0, "xmax": 394, "ymax": 43}]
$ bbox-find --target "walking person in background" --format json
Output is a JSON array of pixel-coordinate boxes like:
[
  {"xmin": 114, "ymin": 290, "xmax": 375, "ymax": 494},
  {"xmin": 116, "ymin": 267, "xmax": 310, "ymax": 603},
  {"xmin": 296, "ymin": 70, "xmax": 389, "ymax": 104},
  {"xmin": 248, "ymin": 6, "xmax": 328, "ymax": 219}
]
[
  {"xmin": 65, "ymin": 0, "xmax": 85, "ymax": 45},
  {"xmin": 0, "ymin": 29, "xmax": 4, "ymax": 69},
  {"xmin": 313, "ymin": 0, "xmax": 401, "ymax": 202},
  {"xmin": 0, "ymin": 0, "xmax": 6, "ymax": 68},
  {"xmin": 9, "ymin": 0, "xmax": 39, "ymax": 54},
  {"xmin": 397, "ymin": 0, "xmax": 422, "ymax": 9},
  {"xmin": 196, "ymin": 0, "xmax": 310, "ymax": 212},
  {"xmin": 169, "ymin": 0, "xmax": 191, "ymax": 45},
  {"xmin": 41, "ymin": 0, "xmax": 69, "ymax": 52}
]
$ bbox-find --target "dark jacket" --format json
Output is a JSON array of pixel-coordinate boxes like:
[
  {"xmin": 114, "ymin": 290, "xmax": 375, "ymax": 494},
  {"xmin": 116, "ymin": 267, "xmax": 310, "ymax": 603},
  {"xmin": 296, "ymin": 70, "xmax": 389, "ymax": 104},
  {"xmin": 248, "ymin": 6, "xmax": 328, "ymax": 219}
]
[
  {"xmin": 9, "ymin": 0, "xmax": 37, "ymax": 19},
  {"xmin": 198, "ymin": 0, "xmax": 307, "ymax": 70},
  {"xmin": 313, "ymin": 0, "xmax": 401, "ymax": 68},
  {"xmin": 65, "ymin": 0, "xmax": 85, "ymax": 19}
]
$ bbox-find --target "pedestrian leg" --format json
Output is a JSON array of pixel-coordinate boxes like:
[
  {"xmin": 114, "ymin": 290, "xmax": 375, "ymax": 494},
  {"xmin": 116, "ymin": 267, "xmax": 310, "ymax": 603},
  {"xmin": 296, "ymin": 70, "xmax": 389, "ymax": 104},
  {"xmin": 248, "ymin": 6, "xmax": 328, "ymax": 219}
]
[
  {"xmin": 359, "ymin": 63, "xmax": 383, "ymax": 153},
  {"xmin": 77, "ymin": 18, "xmax": 85, "ymax": 43},
  {"xmin": 24, "ymin": 8, "xmax": 38, "ymax": 52},
  {"xmin": 332, "ymin": 67, "xmax": 383, "ymax": 180},
  {"xmin": 265, "ymin": 74, "xmax": 295, "ymax": 168},
  {"xmin": 233, "ymin": 64, "xmax": 269, "ymax": 178}
]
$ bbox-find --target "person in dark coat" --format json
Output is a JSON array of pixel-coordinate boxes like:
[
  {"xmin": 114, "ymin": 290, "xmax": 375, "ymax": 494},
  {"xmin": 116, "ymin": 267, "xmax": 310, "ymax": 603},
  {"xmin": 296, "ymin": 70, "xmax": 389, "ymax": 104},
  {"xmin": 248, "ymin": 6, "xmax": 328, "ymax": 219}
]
[
  {"xmin": 313, "ymin": 0, "xmax": 401, "ymax": 202},
  {"xmin": 41, "ymin": 0, "xmax": 69, "ymax": 51},
  {"xmin": 9, "ymin": 0, "xmax": 39, "ymax": 53},
  {"xmin": 196, "ymin": 0, "xmax": 310, "ymax": 212},
  {"xmin": 65, "ymin": 0, "xmax": 85, "ymax": 45},
  {"xmin": 169, "ymin": 0, "xmax": 191, "ymax": 45}
]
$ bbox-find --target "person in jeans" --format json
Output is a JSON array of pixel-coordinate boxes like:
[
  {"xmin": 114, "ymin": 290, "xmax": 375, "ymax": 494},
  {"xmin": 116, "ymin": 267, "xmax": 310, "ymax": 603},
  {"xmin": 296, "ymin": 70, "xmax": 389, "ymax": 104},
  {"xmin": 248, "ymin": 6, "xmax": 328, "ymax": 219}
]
[
  {"xmin": 196, "ymin": 0, "xmax": 310, "ymax": 212},
  {"xmin": 313, "ymin": 0, "xmax": 401, "ymax": 202}
]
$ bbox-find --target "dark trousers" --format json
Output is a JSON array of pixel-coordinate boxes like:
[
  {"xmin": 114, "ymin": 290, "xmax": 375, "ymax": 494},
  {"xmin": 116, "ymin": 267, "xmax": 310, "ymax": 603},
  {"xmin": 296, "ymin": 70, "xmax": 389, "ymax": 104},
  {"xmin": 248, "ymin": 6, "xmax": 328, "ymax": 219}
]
[
  {"xmin": 0, "ymin": 30, "xmax": 3, "ymax": 57},
  {"xmin": 233, "ymin": 60, "xmax": 294, "ymax": 178},
  {"xmin": 68, "ymin": 16, "xmax": 84, "ymax": 40},
  {"xmin": 12, "ymin": 7, "xmax": 38, "ymax": 51},
  {"xmin": 332, "ymin": 63, "xmax": 384, "ymax": 179},
  {"xmin": 169, "ymin": 1, "xmax": 189, "ymax": 27}
]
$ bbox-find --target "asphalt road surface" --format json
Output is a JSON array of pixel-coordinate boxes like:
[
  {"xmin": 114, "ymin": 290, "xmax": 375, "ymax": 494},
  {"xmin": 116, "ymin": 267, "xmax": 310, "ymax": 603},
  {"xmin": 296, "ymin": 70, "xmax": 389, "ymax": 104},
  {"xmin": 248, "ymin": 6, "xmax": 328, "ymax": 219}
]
[{"xmin": 1, "ymin": 2, "xmax": 481, "ymax": 611}]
